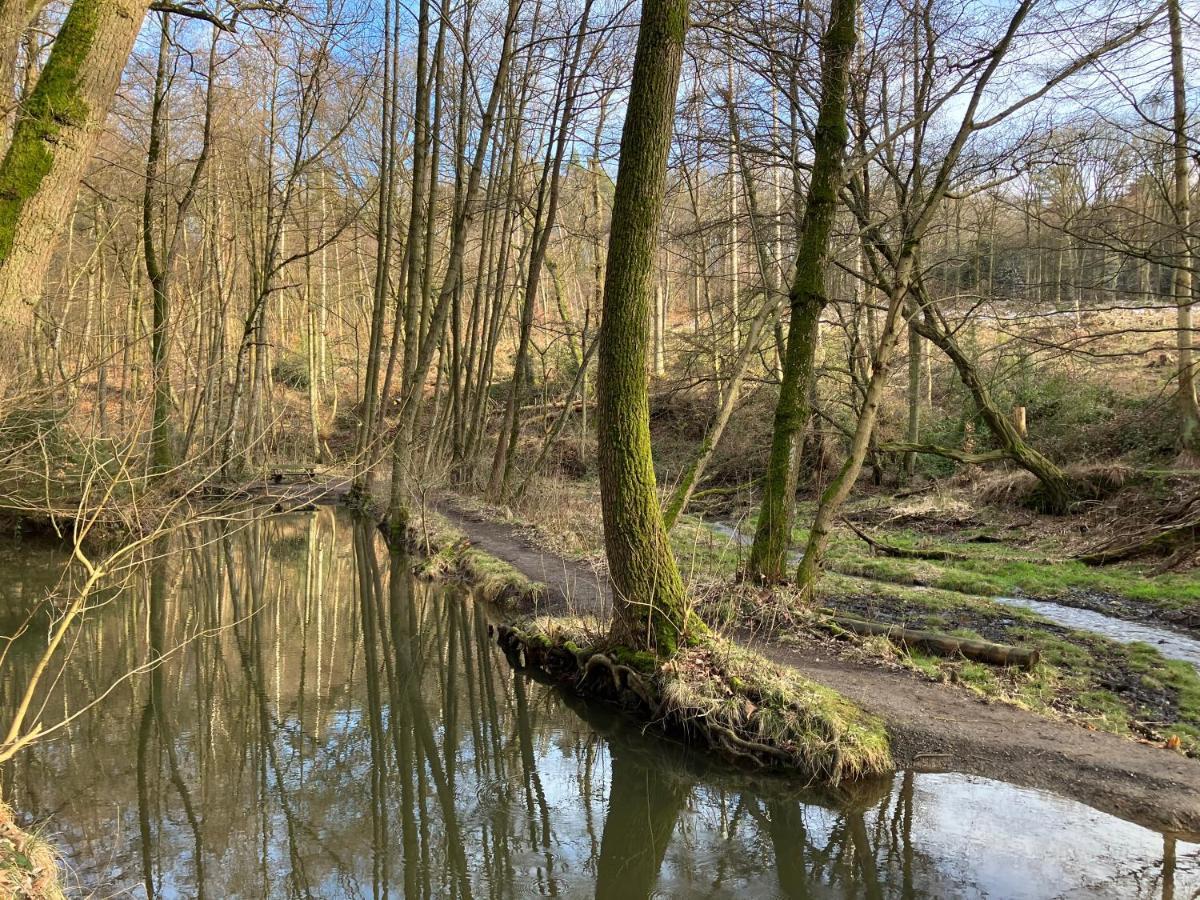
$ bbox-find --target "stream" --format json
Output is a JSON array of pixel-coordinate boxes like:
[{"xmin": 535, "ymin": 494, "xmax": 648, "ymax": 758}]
[
  {"xmin": 0, "ymin": 508, "xmax": 1196, "ymax": 897},
  {"xmin": 701, "ymin": 520, "xmax": 1200, "ymax": 671}
]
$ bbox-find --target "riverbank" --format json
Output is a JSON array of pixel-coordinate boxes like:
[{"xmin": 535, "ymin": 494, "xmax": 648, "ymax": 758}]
[
  {"xmin": 0, "ymin": 802, "xmax": 62, "ymax": 899},
  {"xmin": 412, "ymin": 491, "xmax": 1200, "ymax": 836}
]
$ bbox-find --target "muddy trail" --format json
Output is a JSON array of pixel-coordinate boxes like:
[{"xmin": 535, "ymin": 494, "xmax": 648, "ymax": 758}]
[{"xmin": 426, "ymin": 494, "xmax": 1200, "ymax": 837}]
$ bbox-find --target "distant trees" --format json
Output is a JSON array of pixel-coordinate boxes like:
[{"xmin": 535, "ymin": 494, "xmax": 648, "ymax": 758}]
[{"xmin": 0, "ymin": 0, "xmax": 1194, "ymax": 610}]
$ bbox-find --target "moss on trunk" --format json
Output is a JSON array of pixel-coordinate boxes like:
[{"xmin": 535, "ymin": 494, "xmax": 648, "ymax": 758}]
[
  {"xmin": 595, "ymin": 0, "xmax": 696, "ymax": 656},
  {"xmin": 496, "ymin": 618, "xmax": 893, "ymax": 782}
]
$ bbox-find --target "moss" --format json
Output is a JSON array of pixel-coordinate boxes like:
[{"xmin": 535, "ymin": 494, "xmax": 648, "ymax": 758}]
[
  {"xmin": 809, "ymin": 572, "xmax": 1200, "ymax": 756},
  {"xmin": 401, "ymin": 510, "xmax": 546, "ymax": 606},
  {"xmin": 611, "ymin": 646, "xmax": 659, "ymax": 674}
]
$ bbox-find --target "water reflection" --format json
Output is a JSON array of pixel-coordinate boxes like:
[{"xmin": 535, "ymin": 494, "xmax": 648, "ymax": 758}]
[{"xmin": 0, "ymin": 509, "xmax": 1195, "ymax": 898}]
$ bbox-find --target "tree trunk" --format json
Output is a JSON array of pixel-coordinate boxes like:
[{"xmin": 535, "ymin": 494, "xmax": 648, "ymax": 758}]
[
  {"xmin": 1168, "ymin": 0, "xmax": 1200, "ymax": 461},
  {"xmin": 903, "ymin": 315, "xmax": 922, "ymax": 479},
  {"xmin": 747, "ymin": 0, "xmax": 858, "ymax": 581},
  {"xmin": 908, "ymin": 280, "xmax": 1072, "ymax": 512},
  {"xmin": 0, "ymin": 0, "xmax": 150, "ymax": 392},
  {"xmin": 595, "ymin": 0, "xmax": 695, "ymax": 656}
]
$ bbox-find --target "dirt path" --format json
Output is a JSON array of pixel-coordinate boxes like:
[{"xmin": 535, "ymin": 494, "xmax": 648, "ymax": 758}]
[{"xmin": 429, "ymin": 494, "xmax": 1200, "ymax": 838}]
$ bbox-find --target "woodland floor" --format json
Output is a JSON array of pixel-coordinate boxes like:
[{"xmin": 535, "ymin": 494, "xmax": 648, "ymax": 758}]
[{"xmin": 412, "ymin": 491, "xmax": 1200, "ymax": 838}]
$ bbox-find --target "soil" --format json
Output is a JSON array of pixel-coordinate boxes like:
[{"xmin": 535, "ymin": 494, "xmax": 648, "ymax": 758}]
[{"xmin": 427, "ymin": 493, "xmax": 1200, "ymax": 838}]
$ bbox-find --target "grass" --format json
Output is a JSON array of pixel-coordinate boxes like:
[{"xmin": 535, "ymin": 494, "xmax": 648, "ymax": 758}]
[
  {"xmin": 406, "ymin": 511, "xmax": 546, "ymax": 606},
  {"xmin": 810, "ymin": 572, "xmax": 1200, "ymax": 755},
  {"xmin": 505, "ymin": 616, "xmax": 893, "ymax": 784},
  {"xmin": 825, "ymin": 533, "xmax": 1200, "ymax": 611},
  {"xmin": 0, "ymin": 802, "xmax": 63, "ymax": 900},
  {"xmin": 433, "ymin": 480, "xmax": 1200, "ymax": 757}
]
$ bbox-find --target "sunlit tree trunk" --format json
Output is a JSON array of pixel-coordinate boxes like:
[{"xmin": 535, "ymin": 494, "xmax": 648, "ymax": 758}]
[
  {"xmin": 595, "ymin": 0, "xmax": 696, "ymax": 655},
  {"xmin": 1168, "ymin": 0, "xmax": 1199, "ymax": 462}
]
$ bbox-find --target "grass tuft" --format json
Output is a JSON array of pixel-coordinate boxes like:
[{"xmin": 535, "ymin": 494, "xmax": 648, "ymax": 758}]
[
  {"xmin": 0, "ymin": 802, "xmax": 63, "ymax": 900},
  {"xmin": 501, "ymin": 618, "xmax": 892, "ymax": 784}
]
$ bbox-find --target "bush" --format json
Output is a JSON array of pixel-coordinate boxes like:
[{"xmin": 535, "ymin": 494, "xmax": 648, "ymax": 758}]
[{"xmin": 272, "ymin": 352, "xmax": 310, "ymax": 391}]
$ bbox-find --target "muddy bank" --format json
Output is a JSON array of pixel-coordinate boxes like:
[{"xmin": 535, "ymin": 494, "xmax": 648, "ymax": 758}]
[{"xmin": 424, "ymin": 493, "xmax": 1200, "ymax": 837}]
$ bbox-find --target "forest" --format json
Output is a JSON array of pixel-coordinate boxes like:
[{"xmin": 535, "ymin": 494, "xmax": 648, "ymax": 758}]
[{"xmin": 0, "ymin": 0, "xmax": 1199, "ymax": 895}]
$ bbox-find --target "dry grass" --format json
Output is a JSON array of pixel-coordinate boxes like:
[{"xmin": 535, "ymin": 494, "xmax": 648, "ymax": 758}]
[
  {"xmin": 0, "ymin": 803, "xmax": 63, "ymax": 900},
  {"xmin": 406, "ymin": 511, "xmax": 546, "ymax": 606}
]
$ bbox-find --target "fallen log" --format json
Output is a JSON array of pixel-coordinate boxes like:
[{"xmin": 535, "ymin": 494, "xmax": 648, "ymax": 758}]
[
  {"xmin": 878, "ymin": 441, "xmax": 1009, "ymax": 466},
  {"xmin": 817, "ymin": 613, "xmax": 1040, "ymax": 670}
]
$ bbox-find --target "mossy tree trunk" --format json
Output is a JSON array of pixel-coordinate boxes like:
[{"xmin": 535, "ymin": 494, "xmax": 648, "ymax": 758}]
[
  {"xmin": 0, "ymin": 0, "xmax": 151, "ymax": 386},
  {"xmin": 746, "ymin": 0, "xmax": 858, "ymax": 581},
  {"xmin": 595, "ymin": 0, "xmax": 695, "ymax": 656}
]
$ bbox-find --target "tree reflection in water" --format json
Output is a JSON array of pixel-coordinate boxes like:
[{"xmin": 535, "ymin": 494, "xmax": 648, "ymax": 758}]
[{"xmin": 0, "ymin": 509, "xmax": 1193, "ymax": 898}]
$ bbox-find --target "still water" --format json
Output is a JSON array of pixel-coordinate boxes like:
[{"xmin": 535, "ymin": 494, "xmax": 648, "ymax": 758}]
[{"xmin": 0, "ymin": 509, "xmax": 1196, "ymax": 898}]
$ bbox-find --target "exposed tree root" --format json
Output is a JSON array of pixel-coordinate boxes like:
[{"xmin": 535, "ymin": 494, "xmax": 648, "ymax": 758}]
[{"xmin": 492, "ymin": 620, "xmax": 892, "ymax": 784}]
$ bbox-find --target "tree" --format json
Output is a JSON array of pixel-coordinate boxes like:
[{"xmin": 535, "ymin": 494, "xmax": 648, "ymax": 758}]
[
  {"xmin": 0, "ymin": 0, "xmax": 152, "ymax": 393},
  {"xmin": 746, "ymin": 0, "xmax": 859, "ymax": 582},
  {"xmin": 1167, "ymin": 0, "xmax": 1199, "ymax": 462},
  {"xmin": 143, "ymin": 14, "xmax": 219, "ymax": 473},
  {"xmin": 595, "ymin": 0, "xmax": 697, "ymax": 655}
]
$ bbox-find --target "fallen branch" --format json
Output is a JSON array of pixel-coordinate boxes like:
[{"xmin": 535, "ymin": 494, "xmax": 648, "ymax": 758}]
[
  {"xmin": 841, "ymin": 518, "xmax": 968, "ymax": 561},
  {"xmin": 817, "ymin": 613, "xmax": 1040, "ymax": 670},
  {"xmin": 1078, "ymin": 494, "xmax": 1200, "ymax": 566},
  {"xmin": 878, "ymin": 442, "xmax": 1010, "ymax": 466}
]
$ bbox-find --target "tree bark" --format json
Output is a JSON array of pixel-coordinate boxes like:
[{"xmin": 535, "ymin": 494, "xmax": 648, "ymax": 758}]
[
  {"xmin": 906, "ymin": 279, "xmax": 1073, "ymax": 512},
  {"xmin": 1168, "ymin": 0, "xmax": 1200, "ymax": 461}
]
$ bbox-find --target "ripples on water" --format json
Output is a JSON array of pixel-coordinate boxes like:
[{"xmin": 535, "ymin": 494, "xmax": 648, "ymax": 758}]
[{"xmin": 0, "ymin": 509, "xmax": 1195, "ymax": 898}]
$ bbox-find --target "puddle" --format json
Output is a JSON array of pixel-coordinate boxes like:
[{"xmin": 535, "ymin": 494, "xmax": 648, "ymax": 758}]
[{"xmin": 996, "ymin": 595, "xmax": 1200, "ymax": 670}]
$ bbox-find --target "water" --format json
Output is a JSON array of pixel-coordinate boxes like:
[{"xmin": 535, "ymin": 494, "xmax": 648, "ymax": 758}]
[
  {"xmin": 702, "ymin": 520, "xmax": 1200, "ymax": 670},
  {"xmin": 995, "ymin": 596, "xmax": 1200, "ymax": 670},
  {"xmin": 0, "ymin": 509, "xmax": 1196, "ymax": 898}
]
